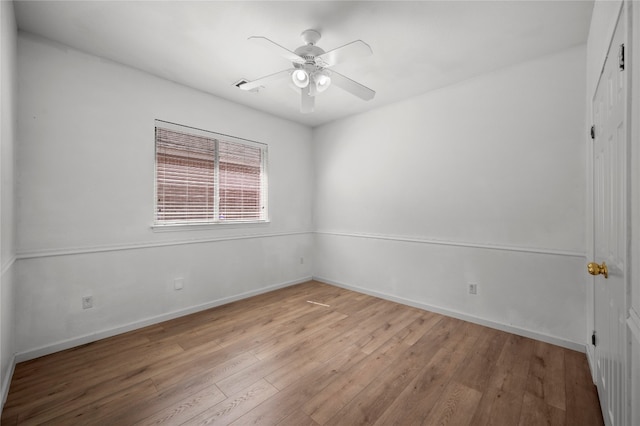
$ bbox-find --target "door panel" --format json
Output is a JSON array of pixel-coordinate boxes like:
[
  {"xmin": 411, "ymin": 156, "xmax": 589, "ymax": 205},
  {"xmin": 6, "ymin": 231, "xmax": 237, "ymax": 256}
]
[{"xmin": 591, "ymin": 8, "xmax": 628, "ymax": 426}]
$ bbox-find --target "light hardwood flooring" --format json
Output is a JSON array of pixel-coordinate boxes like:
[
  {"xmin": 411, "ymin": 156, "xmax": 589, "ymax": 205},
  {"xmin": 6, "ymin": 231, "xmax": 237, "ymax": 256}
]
[{"xmin": 2, "ymin": 280, "xmax": 603, "ymax": 425}]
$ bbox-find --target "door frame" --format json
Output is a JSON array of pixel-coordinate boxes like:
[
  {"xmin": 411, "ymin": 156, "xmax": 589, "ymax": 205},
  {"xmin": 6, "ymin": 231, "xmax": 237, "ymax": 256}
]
[{"xmin": 627, "ymin": 1, "xmax": 640, "ymax": 425}]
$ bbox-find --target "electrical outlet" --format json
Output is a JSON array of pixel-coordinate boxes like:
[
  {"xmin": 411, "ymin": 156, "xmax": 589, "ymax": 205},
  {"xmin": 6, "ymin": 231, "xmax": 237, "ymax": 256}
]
[
  {"xmin": 174, "ymin": 278, "xmax": 184, "ymax": 290},
  {"xmin": 468, "ymin": 283, "xmax": 478, "ymax": 295},
  {"xmin": 82, "ymin": 296, "xmax": 93, "ymax": 309}
]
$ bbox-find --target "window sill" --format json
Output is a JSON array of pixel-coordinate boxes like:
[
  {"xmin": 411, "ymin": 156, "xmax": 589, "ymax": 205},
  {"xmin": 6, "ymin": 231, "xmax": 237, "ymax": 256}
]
[{"xmin": 151, "ymin": 220, "xmax": 271, "ymax": 233}]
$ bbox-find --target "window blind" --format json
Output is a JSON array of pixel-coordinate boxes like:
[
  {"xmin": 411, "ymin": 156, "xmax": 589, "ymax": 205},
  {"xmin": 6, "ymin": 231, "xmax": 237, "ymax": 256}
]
[
  {"xmin": 155, "ymin": 122, "xmax": 267, "ymax": 224},
  {"xmin": 219, "ymin": 140, "xmax": 263, "ymax": 221}
]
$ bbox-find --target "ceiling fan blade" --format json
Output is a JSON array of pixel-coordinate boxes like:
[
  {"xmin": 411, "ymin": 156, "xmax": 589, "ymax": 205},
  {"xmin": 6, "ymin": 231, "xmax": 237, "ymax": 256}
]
[
  {"xmin": 301, "ymin": 85, "xmax": 315, "ymax": 113},
  {"xmin": 249, "ymin": 36, "xmax": 305, "ymax": 64},
  {"xmin": 237, "ymin": 69, "xmax": 293, "ymax": 91},
  {"xmin": 328, "ymin": 70, "xmax": 376, "ymax": 101},
  {"xmin": 315, "ymin": 40, "xmax": 373, "ymax": 67}
]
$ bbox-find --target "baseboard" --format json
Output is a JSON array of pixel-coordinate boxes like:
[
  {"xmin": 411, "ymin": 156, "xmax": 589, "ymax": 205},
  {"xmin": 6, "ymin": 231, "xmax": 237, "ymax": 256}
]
[
  {"xmin": 15, "ymin": 276, "xmax": 312, "ymax": 363},
  {"xmin": 1, "ymin": 353, "xmax": 16, "ymax": 410},
  {"xmin": 315, "ymin": 276, "xmax": 586, "ymax": 353}
]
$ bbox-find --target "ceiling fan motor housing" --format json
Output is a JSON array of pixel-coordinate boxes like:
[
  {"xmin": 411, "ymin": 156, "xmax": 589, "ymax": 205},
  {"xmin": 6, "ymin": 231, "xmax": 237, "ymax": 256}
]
[
  {"xmin": 300, "ymin": 29, "xmax": 321, "ymax": 45},
  {"xmin": 294, "ymin": 44, "xmax": 325, "ymax": 63}
]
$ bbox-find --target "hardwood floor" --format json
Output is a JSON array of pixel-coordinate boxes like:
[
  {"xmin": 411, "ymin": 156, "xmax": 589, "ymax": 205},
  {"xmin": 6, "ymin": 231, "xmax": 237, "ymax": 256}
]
[{"xmin": 2, "ymin": 281, "xmax": 603, "ymax": 425}]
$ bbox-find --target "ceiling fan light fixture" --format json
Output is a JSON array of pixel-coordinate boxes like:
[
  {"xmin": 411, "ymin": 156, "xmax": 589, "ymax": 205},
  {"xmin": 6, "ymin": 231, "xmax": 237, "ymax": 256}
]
[
  {"xmin": 292, "ymin": 69, "xmax": 309, "ymax": 88},
  {"xmin": 315, "ymin": 73, "xmax": 331, "ymax": 93}
]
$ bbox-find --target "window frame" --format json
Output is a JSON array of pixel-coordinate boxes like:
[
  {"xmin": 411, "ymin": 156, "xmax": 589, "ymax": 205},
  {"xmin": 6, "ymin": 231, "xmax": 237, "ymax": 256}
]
[{"xmin": 152, "ymin": 120, "xmax": 269, "ymax": 229}]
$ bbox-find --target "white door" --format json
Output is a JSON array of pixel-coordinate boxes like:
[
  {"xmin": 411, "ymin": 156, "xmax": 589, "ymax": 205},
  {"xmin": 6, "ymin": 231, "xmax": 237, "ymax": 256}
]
[{"xmin": 590, "ymin": 8, "xmax": 628, "ymax": 426}]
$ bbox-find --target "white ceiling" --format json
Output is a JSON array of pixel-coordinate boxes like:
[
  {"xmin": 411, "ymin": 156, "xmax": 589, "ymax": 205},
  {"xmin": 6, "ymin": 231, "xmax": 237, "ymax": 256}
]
[{"xmin": 14, "ymin": 0, "xmax": 594, "ymax": 128}]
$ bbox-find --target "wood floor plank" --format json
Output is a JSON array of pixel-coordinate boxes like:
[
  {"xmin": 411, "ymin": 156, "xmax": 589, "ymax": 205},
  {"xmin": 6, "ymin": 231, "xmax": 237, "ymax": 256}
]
[
  {"xmin": 354, "ymin": 306, "xmax": 420, "ymax": 354},
  {"xmin": 469, "ymin": 368, "xmax": 527, "ymax": 426},
  {"xmin": 329, "ymin": 292, "xmax": 382, "ymax": 317},
  {"xmin": 518, "ymin": 391, "xmax": 566, "ymax": 426},
  {"xmin": 178, "ymin": 291, "xmax": 332, "ymax": 351},
  {"xmin": 7, "ymin": 338, "xmax": 183, "ymax": 395},
  {"xmin": 9, "ymin": 335, "xmax": 232, "ymax": 423},
  {"xmin": 526, "ymin": 340, "xmax": 566, "ymax": 411},
  {"xmin": 496, "ymin": 334, "xmax": 537, "ymax": 378},
  {"xmin": 564, "ymin": 350, "xmax": 604, "ymax": 426},
  {"xmin": 106, "ymin": 368, "xmax": 233, "ymax": 425},
  {"xmin": 176, "ymin": 303, "xmax": 301, "ymax": 346},
  {"xmin": 10, "ymin": 330, "xmax": 153, "ymax": 382},
  {"xmin": 274, "ymin": 410, "xmax": 319, "ymax": 426},
  {"xmin": 151, "ymin": 351, "xmax": 260, "ymax": 393},
  {"xmin": 303, "ymin": 299, "xmax": 397, "ymax": 357},
  {"xmin": 314, "ymin": 299, "xmax": 415, "ymax": 356},
  {"xmin": 469, "ymin": 334, "xmax": 537, "ymax": 426},
  {"xmin": 327, "ymin": 317, "xmax": 472, "ymax": 426},
  {"xmin": 216, "ymin": 313, "xmax": 362, "ymax": 397},
  {"xmin": 3, "ymin": 342, "xmax": 186, "ymax": 421},
  {"xmin": 370, "ymin": 321, "xmax": 479, "ymax": 426},
  {"xmin": 216, "ymin": 304, "xmax": 346, "ymax": 356},
  {"xmin": 250, "ymin": 310, "xmax": 348, "ymax": 360},
  {"xmin": 134, "ymin": 384, "xmax": 226, "ymax": 425},
  {"xmin": 234, "ymin": 344, "xmax": 368, "ymax": 426},
  {"xmin": 181, "ymin": 379, "xmax": 278, "ymax": 425},
  {"xmin": 1, "ymin": 412, "xmax": 17, "ymax": 426},
  {"xmin": 301, "ymin": 334, "xmax": 413, "ymax": 424},
  {"xmin": 422, "ymin": 381, "xmax": 483, "ymax": 426},
  {"xmin": 264, "ymin": 357, "xmax": 324, "ymax": 391},
  {"xmin": 1, "ymin": 281, "xmax": 604, "ymax": 426},
  {"xmin": 42, "ymin": 379, "xmax": 160, "ymax": 425},
  {"xmin": 396, "ymin": 310, "xmax": 442, "ymax": 346},
  {"xmin": 452, "ymin": 326, "xmax": 508, "ymax": 389},
  {"xmin": 14, "ymin": 375, "xmax": 158, "ymax": 425}
]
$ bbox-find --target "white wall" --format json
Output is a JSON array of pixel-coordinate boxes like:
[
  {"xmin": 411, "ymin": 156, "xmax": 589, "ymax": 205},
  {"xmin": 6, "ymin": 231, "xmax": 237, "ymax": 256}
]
[
  {"xmin": 15, "ymin": 34, "xmax": 314, "ymax": 359},
  {"xmin": 313, "ymin": 45, "xmax": 587, "ymax": 349},
  {"xmin": 0, "ymin": 0, "xmax": 17, "ymax": 406}
]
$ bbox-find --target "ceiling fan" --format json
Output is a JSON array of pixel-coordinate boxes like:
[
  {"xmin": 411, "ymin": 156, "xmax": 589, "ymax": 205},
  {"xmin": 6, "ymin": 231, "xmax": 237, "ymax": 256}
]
[{"xmin": 237, "ymin": 29, "xmax": 375, "ymax": 113}]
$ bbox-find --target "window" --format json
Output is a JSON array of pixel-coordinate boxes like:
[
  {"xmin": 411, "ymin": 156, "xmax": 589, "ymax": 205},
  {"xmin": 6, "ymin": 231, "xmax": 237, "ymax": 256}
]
[{"xmin": 155, "ymin": 120, "xmax": 267, "ymax": 225}]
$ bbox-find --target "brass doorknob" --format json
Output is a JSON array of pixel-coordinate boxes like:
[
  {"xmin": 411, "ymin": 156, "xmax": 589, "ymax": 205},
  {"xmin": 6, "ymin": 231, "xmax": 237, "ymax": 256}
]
[{"xmin": 587, "ymin": 261, "xmax": 608, "ymax": 279}]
